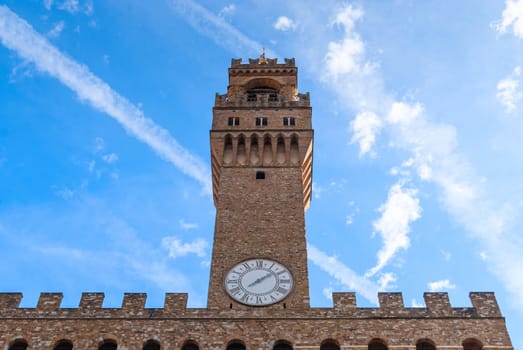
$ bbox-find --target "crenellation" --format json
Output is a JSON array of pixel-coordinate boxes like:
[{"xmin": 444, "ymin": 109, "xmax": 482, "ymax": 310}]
[
  {"xmin": 79, "ymin": 292, "xmax": 104, "ymax": 310},
  {"xmin": 122, "ymin": 293, "xmax": 147, "ymax": 314},
  {"xmin": 0, "ymin": 56, "xmax": 513, "ymax": 350},
  {"xmin": 470, "ymin": 292, "xmax": 502, "ymax": 317},
  {"xmin": 36, "ymin": 293, "xmax": 63, "ymax": 310},
  {"xmin": 0, "ymin": 292, "xmax": 22, "ymax": 309},
  {"xmin": 164, "ymin": 293, "xmax": 188, "ymax": 312},
  {"xmin": 332, "ymin": 292, "xmax": 357, "ymax": 312},
  {"xmin": 378, "ymin": 292, "xmax": 404, "ymax": 310},
  {"xmin": 424, "ymin": 292, "xmax": 452, "ymax": 316}
]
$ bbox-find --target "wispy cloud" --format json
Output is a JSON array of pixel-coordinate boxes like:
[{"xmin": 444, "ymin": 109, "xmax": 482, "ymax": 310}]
[
  {"xmin": 350, "ymin": 111, "xmax": 382, "ymax": 157},
  {"xmin": 367, "ymin": 182, "xmax": 421, "ymax": 277},
  {"xmin": 218, "ymin": 4, "xmax": 236, "ymax": 18},
  {"xmin": 492, "ymin": 0, "xmax": 523, "ymax": 38},
  {"xmin": 428, "ymin": 279, "xmax": 456, "ymax": 292},
  {"xmin": 0, "ymin": 5, "xmax": 211, "ymax": 193},
  {"xmin": 274, "ymin": 16, "xmax": 297, "ymax": 32},
  {"xmin": 102, "ymin": 153, "xmax": 118, "ymax": 164},
  {"xmin": 308, "ymin": 243, "xmax": 379, "ymax": 304},
  {"xmin": 179, "ymin": 219, "xmax": 199, "ymax": 230},
  {"xmin": 162, "ymin": 236, "xmax": 208, "ymax": 258},
  {"xmin": 47, "ymin": 20, "xmax": 64, "ymax": 38},
  {"xmin": 169, "ymin": 0, "xmax": 274, "ymax": 57},
  {"xmin": 497, "ymin": 66, "xmax": 523, "ymax": 113}
]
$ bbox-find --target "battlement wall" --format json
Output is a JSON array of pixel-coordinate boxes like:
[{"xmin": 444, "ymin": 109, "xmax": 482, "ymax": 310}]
[{"xmin": 0, "ymin": 292, "xmax": 502, "ymax": 319}]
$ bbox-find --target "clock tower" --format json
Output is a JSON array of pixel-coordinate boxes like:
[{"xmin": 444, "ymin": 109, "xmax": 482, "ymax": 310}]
[{"xmin": 208, "ymin": 56, "xmax": 313, "ymax": 310}]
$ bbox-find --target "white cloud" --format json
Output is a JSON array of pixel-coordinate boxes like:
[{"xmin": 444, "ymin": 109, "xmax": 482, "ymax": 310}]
[
  {"xmin": 0, "ymin": 6, "xmax": 211, "ymax": 193},
  {"xmin": 47, "ymin": 21, "xmax": 65, "ymax": 38},
  {"xmin": 308, "ymin": 243, "xmax": 379, "ymax": 304},
  {"xmin": 428, "ymin": 279, "xmax": 456, "ymax": 292},
  {"xmin": 274, "ymin": 16, "xmax": 297, "ymax": 31},
  {"xmin": 179, "ymin": 219, "xmax": 199, "ymax": 230},
  {"xmin": 162, "ymin": 236, "xmax": 208, "ymax": 258},
  {"xmin": 377, "ymin": 272, "xmax": 396, "ymax": 290},
  {"xmin": 102, "ymin": 153, "xmax": 118, "ymax": 164},
  {"xmin": 322, "ymin": 287, "xmax": 333, "ymax": 300},
  {"xmin": 367, "ymin": 182, "xmax": 421, "ymax": 277},
  {"xmin": 497, "ymin": 66, "xmax": 523, "ymax": 113},
  {"xmin": 323, "ymin": 4, "xmax": 376, "ymax": 82},
  {"xmin": 492, "ymin": 0, "xmax": 523, "ymax": 38},
  {"xmin": 386, "ymin": 101, "xmax": 423, "ymax": 125},
  {"xmin": 350, "ymin": 111, "xmax": 382, "ymax": 157},
  {"xmin": 218, "ymin": 4, "xmax": 235, "ymax": 18},
  {"xmin": 345, "ymin": 214, "xmax": 353, "ymax": 225},
  {"xmin": 168, "ymin": 0, "xmax": 275, "ymax": 57},
  {"xmin": 58, "ymin": 0, "xmax": 80, "ymax": 13}
]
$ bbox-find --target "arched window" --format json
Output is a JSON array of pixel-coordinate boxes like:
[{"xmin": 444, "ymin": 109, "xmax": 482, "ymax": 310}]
[
  {"xmin": 143, "ymin": 339, "xmax": 161, "ymax": 350},
  {"xmin": 99, "ymin": 339, "xmax": 118, "ymax": 350},
  {"xmin": 416, "ymin": 339, "xmax": 436, "ymax": 350},
  {"xmin": 54, "ymin": 339, "xmax": 73, "ymax": 350},
  {"xmin": 320, "ymin": 339, "xmax": 340, "ymax": 350},
  {"xmin": 181, "ymin": 340, "xmax": 199, "ymax": 350},
  {"xmin": 8, "ymin": 339, "xmax": 28, "ymax": 350},
  {"xmin": 274, "ymin": 340, "xmax": 293, "ymax": 350},
  {"xmin": 463, "ymin": 338, "xmax": 483, "ymax": 350},
  {"xmin": 368, "ymin": 339, "xmax": 388, "ymax": 350},
  {"xmin": 227, "ymin": 340, "xmax": 246, "ymax": 350}
]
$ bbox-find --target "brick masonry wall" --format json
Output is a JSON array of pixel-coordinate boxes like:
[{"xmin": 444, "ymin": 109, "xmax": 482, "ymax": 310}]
[{"xmin": 0, "ymin": 292, "xmax": 513, "ymax": 350}]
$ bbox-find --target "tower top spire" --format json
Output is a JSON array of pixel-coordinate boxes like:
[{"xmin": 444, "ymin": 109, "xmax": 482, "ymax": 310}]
[{"xmin": 259, "ymin": 47, "xmax": 267, "ymax": 64}]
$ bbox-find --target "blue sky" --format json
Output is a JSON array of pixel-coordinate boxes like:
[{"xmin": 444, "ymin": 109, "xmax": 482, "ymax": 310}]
[{"xmin": 1, "ymin": 0, "xmax": 523, "ymax": 347}]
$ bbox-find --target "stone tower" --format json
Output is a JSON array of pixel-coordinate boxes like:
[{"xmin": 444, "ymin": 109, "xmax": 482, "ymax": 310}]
[
  {"xmin": 0, "ymin": 57, "xmax": 514, "ymax": 350},
  {"xmin": 208, "ymin": 56, "xmax": 312, "ymax": 310}
]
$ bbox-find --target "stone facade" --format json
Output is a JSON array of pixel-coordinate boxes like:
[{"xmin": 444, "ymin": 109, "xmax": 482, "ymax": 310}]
[{"xmin": 0, "ymin": 57, "xmax": 513, "ymax": 350}]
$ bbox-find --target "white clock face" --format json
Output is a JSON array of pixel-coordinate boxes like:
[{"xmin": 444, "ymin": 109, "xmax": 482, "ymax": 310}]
[{"xmin": 224, "ymin": 258, "xmax": 294, "ymax": 306}]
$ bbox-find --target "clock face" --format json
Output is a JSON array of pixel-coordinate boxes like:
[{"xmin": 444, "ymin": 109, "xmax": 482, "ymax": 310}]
[{"xmin": 224, "ymin": 258, "xmax": 294, "ymax": 306}]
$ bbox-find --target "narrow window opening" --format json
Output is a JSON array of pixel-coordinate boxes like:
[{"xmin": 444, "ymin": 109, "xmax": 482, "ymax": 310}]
[
  {"xmin": 247, "ymin": 93, "xmax": 257, "ymax": 102},
  {"xmin": 256, "ymin": 171, "xmax": 265, "ymax": 180},
  {"xmin": 256, "ymin": 117, "xmax": 268, "ymax": 126},
  {"xmin": 228, "ymin": 117, "xmax": 240, "ymax": 126},
  {"xmin": 283, "ymin": 117, "xmax": 295, "ymax": 126},
  {"xmin": 269, "ymin": 94, "xmax": 278, "ymax": 102}
]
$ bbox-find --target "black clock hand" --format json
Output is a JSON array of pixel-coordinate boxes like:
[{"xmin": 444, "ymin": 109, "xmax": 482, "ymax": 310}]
[{"xmin": 247, "ymin": 273, "xmax": 272, "ymax": 288}]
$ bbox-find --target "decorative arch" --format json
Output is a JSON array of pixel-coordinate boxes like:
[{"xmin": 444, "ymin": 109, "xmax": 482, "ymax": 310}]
[
  {"xmin": 8, "ymin": 339, "xmax": 28, "ymax": 350},
  {"xmin": 368, "ymin": 338, "xmax": 388, "ymax": 350},
  {"xmin": 276, "ymin": 135, "xmax": 286, "ymax": 164},
  {"xmin": 416, "ymin": 339, "xmax": 436, "ymax": 350},
  {"xmin": 181, "ymin": 340, "xmax": 199, "ymax": 350},
  {"xmin": 53, "ymin": 339, "xmax": 74, "ymax": 350},
  {"xmin": 143, "ymin": 339, "xmax": 161, "ymax": 350},
  {"xmin": 223, "ymin": 134, "xmax": 234, "ymax": 164},
  {"xmin": 290, "ymin": 134, "xmax": 300, "ymax": 164},
  {"xmin": 99, "ymin": 339, "xmax": 118, "ymax": 350},
  {"xmin": 273, "ymin": 340, "xmax": 293, "ymax": 350},
  {"xmin": 226, "ymin": 339, "xmax": 246, "ymax": 350},
  {"xmin": 462, "ymin": 338, "xmax": 483, "ymax": 350},
  {"xmin": 263, "ymin": 134, "xmax": 273, "ymax": 165},
  {"xmin": 244, "ymin": 78, "xmax": 281, "ymax": 93},
  {"xmin": 237, "ymin": 134, "xmax": 247, "ymax": 165},
  {"xmin": 320, "ymin": 339, "xmax": 340, "ymax": 350},
  {"xmin": 250, "ymin": 134, "xmax": 260, "ymax": 165}
]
